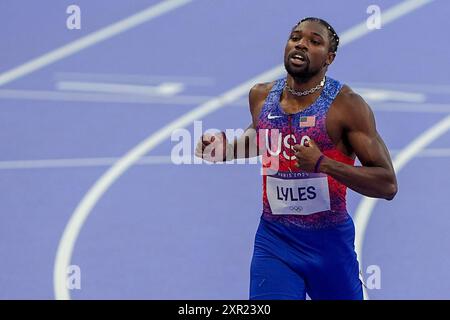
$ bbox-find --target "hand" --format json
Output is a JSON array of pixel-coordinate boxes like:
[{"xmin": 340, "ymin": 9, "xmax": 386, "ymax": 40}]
[
  {"xmin": 293, "ymin": 139, "xmax": 323, "ymax": 172},
  {"xmin": 195, "ymin": 132, "xmax": 234, "ymax": 162}
]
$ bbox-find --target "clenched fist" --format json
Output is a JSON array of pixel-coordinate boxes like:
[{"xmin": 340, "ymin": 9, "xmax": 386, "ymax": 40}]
[
  {"xmin": 293, "ymin": 139, "xmax": 324, "ymax": 172},
  {"xmin": 195, "ymin": 132, "xmax": 234, "ymax": 162}
]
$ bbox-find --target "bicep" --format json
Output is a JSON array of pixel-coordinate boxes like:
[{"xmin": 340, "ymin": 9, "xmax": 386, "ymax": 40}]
[
  {"xmin": 248, "ymin": 83, "xmax": 272, "ymax": 128},
  {"xmin": 249, "ymin": 87, "xmax": 261, "ymax": 128},
  {"xmin": 348, "ymin": 130, "xmax": 393, "ymax": 169},
  {"xmin": 345, "ymin": 98, "xmax": 394, "ymax": 170}
]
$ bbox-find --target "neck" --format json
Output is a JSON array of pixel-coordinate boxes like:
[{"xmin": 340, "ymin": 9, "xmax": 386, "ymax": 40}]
[
  {"xmin": 282, "ymin": 72, "xmax": 325, "ymax": 107},
  {"xmin": 287, "ymin": 71, "xmax": 326, "ymax": 91}
]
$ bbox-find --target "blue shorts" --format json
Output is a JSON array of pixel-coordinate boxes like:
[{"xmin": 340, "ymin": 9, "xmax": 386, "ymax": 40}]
[{"xmin": 249, "ymin": 216, "xmax": 363, "ymax": 300}]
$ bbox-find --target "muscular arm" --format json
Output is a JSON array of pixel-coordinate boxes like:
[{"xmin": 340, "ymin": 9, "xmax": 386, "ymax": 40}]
[
  {"xmin": 319, "ymin": 91, "xmax": 398, "ymax": 200},
  {"xmin": 196, "ymin": 83, "xmax": 271, "ymax": 161},
  {"xmin": 232, "ymin": 83, "xmax": 272, "ymax": 159},
  {"xmin": 232, "ymin": 123, "xmax": 257, "ymax": 159}
]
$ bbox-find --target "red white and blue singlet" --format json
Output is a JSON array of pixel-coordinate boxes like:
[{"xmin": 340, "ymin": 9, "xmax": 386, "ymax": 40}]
[
  {"xmin": 250, "ymin": 77, "xmax": 363, "ymax": 300},
  {"xmin": 256, "ymin": 76, "xmax": 355, "ymax": 229}
]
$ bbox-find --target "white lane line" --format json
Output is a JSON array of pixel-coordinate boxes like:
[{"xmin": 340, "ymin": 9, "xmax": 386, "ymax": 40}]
[
  {"xmin": 230, "ymin": 99, "xmax": 450, "ymax": 113},
  {"xmin": 0, "ymin": 89, "xmax": 211, "ymax": 105},
  {"xmin": 54, "ymin": 72, "xmax": 216, "ymax": 86},
  {"xmin": 2, "ymin": 148, "xmax": 450, "ymax": 170},
  {"xmin": 56, "ymin": 81, "xmax": 184, "ymax": 97},
  {"xmin": 353, "ymin": 114, "xmax": 450, "ymax": 299},
  {"xmin": 368, "ymin": 102, "xmax": 450, "ymax": 113},
  {"xmin": 352, "ymin": 88, "xmax": 426, "ymax": 103},
  {"xmin": 0, "ymin": 0, "xmax": 192, "ymax": 87},
  {"xmin": 349, "ymin": 82, "xmax": 450, "ymax": 95},
  {"xmin": 3, "ymin": 89, "xmax": 450, "ymax": 113},
  {"xmin": 0, "ymin": 156, "xmax": 173, "ymax": 169},
  {"xmin": 53, "ymin": 0, "xmax": 434, "ymax": 300},
  {"xmin": 390, "ymin": 148, "xmax": 450, "ymax": 157}
]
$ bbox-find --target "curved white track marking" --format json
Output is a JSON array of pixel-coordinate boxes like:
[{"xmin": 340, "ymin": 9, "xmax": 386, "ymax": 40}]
[
  {"xmin": 0, "ymin": 0, "xmax": 192, "ymax": 87},
  {"xmin": 54, "ymin": 0, "xmax": 434, "ymax": 300},
  {"xmin": 53, "ymin": 66, "xmax": 284, "ymax": 300},
  {"xmin": 354, "ymin": 114, "xmax": 450, "ymax": 299}
]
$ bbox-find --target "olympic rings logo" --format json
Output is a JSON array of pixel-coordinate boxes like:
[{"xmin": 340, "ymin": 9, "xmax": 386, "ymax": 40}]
[{"xmin": 289, "ymin": 206, "xmax": 303, "ymax": 212}]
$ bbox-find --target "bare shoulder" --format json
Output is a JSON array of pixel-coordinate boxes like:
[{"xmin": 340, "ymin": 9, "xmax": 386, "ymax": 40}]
[
  {"xmin": 249, "ymin": 81, "xmax": 275, "ymax": 126},
  {"xmin": 335, "ymin": 84, "xmax": 369, "ymax": 110},
  {"xmin": 333, "ymin": 84, "xmax": 375, "ymax": 131},
  {"xmin": 249, "ymin": 82, "xmax": 274, "ymax": 105}
]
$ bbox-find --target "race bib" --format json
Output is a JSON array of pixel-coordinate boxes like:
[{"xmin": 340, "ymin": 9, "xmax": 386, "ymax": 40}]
[{"xmin": 266, "ymin": 174, "xmax": 330, "ymax": 215}]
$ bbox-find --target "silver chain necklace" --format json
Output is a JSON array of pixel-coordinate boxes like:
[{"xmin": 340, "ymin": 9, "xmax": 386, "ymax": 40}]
[{"xmin": 285, "ymin": 77, "xmax": 326, "ymax": 97}]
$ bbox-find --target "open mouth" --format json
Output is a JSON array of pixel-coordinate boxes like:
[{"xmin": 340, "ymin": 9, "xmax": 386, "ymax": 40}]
[{"xmin": 289, "ymin": 52, "xmax": 307, "ymax": 66}]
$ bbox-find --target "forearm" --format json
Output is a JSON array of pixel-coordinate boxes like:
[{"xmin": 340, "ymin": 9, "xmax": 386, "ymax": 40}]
[
  {"xmin": 232, "ymin": 125, "xmax": 260, "ymax": 159},
  {"xmin": 319, "ymin": 157, "xmax": 397, "ymax": 200}
]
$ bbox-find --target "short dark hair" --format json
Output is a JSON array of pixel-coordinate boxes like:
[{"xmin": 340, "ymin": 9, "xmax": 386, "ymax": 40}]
[{"xmin": 293, "ymin": 17, "xmax": 340, "ymax": 53}]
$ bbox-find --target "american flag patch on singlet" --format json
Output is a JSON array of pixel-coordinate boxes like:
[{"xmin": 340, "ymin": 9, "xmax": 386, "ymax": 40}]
[{"xmin": 299, "ymin": 116, "xmax": 316, "ymax": 127}]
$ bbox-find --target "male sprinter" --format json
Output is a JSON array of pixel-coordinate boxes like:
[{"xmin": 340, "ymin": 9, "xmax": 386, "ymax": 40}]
[{"xmin": 195, "ymin": 17, "xmax": 397, "ymax": 300}]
